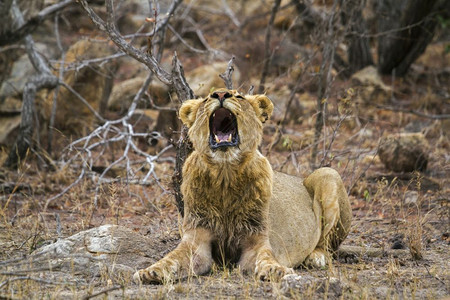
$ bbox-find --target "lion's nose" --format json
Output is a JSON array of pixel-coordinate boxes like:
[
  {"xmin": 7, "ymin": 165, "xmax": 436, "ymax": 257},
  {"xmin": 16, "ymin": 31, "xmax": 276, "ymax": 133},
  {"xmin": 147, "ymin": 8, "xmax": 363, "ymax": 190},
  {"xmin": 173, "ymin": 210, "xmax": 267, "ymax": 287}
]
[{"xmin": 211, "ymin": 91, "xmax": 232, "ymax": 106}]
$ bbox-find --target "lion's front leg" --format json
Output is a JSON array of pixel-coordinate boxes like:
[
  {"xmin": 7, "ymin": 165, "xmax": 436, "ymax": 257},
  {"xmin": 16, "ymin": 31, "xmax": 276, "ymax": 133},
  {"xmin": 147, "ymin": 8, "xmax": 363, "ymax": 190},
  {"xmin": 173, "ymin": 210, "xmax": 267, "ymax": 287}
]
[
  {"xmin": 239, "ymin": 234, "xmax": 294, "ymax": 282},
  {"xmin": 133, "ymin": 228, "xmax": 213, "ymax": 284}
]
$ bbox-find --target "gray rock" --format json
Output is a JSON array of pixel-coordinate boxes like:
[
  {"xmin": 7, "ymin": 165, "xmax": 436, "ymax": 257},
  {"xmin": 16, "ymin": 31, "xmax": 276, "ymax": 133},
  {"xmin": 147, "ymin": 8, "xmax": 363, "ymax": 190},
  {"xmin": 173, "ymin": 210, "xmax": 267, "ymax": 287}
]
[
  {"xmin": 281, "ymin": 274, "xmax": 344, "ymax": 298},
  {"xmin": 378, "ymin": 133, "xmax": 429, "ymax": 172},
  {"xmin": 0, "ymin": 43, "xmax": 52, "ymax": 98},
  {"xmin": 404, "ymin": 191, "xmax": 419, "ymax": 205},
  {"xmin": 32, "ymin": 225, "xmax": 156, "ymax": 279}
]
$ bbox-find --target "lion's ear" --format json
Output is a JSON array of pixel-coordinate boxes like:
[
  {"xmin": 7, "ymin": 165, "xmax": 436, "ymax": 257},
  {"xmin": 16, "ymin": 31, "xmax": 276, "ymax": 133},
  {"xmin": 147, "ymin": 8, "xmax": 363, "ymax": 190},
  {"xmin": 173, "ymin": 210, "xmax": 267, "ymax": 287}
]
[
  {"xmin": 248, "ymin": 94, "xmax": 274, "ymax": 123},
  {"xmin": 179, "ymin": 99, "xmax": 202, "ymax": 128}
]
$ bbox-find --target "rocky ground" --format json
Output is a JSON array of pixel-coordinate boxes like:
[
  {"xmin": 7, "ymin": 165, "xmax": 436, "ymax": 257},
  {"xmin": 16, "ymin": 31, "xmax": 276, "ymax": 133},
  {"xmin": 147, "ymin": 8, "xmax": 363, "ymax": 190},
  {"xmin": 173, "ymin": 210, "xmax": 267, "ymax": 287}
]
[{"xmin": 0, "ymin": 0, "xmax": 449, "ymax": 299}]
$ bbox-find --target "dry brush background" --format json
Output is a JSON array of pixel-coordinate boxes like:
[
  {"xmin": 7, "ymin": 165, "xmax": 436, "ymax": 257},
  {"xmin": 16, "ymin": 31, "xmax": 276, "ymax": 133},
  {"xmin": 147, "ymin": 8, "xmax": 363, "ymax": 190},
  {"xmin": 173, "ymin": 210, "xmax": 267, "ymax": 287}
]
[{"xmin": 0, "ymin": 0, "xmax": 449, "ymax": 299}]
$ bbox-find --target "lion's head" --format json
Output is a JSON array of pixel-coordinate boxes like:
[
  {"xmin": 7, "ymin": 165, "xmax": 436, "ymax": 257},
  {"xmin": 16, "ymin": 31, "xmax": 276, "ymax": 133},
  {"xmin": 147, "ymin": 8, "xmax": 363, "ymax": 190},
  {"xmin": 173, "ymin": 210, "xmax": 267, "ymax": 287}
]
[{"xmin": 179, "ymin": 89, "xmax": 274, "ymax": 162}]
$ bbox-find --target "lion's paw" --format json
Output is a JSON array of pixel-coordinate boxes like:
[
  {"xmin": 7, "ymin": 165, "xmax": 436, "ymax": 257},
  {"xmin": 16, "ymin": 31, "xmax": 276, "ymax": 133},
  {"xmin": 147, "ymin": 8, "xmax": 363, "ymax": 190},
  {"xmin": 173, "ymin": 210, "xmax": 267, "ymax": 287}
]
[
  {"xmin": 133, "ymin": 260, "xmax": 178, "ymax": 284},
  {"xmin": 255, "ymin": 262, "xmax": 294, "ymax": 282},
  {"xmin": 304, "ymin": 249, "xmax": 329, "ymax": 269}
]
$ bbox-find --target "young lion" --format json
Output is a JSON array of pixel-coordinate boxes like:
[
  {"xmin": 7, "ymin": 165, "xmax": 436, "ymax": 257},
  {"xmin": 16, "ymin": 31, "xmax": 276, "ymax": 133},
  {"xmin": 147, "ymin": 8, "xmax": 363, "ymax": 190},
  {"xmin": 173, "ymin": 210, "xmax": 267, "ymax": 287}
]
[{"xmin": 134, "ymin": 89, "xmax": 351, "ymax": 284}]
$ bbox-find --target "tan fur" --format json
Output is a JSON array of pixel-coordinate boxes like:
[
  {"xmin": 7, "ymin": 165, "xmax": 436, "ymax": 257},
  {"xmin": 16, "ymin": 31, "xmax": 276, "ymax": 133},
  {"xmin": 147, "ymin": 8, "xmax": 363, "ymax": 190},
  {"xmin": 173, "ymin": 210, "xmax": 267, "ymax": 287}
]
[{"xmin": 134, "ymin": 89, "xmax": 352, "ymax": 284}]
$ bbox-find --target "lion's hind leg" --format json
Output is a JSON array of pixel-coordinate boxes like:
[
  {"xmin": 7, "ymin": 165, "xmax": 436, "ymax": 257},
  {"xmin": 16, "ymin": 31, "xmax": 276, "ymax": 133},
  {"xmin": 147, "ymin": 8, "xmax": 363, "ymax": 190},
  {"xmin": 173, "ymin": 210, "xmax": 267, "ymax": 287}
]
[{"xmin": 303, "ymin": 167, "xmax": 350, "ymax": 268}]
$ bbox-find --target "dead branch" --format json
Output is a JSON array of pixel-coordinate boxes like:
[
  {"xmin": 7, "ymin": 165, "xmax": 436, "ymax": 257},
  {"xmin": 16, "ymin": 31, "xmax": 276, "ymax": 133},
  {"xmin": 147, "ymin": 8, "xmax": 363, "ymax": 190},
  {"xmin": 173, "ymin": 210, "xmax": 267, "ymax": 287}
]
[
  {"xmin": 258, "ymin": 0, "xmax": 281, "ymax": 94},
  {"xmin": 167, "ymin": 24, "xmax": 208, "ymax": 54},
  {"xmin": 175, "ymin": 16, "xmax": 228, "ymax": 58},
  {"xmin": 43, "ymin": 0, "xmax": 194, "ymax": 216},
  {"xmin": 219, "ymin": 56, "xmax": 236, "ymax": 90},
  {"xmin": 171, "ymin": 52, "xmax": 194, "ymax": 102},
  {"xmin": 221, "ymin": 0, "xmax": 240, "ymax": 27},
  {"xmin": 0, "ymin": 276, "xmax": 71, "ymax": 289},
  {"xmin": 4, "ymin": 0, "xmax": 59, "ymax": 168},
  {"xmin": 0, "ymin": 0, "xmax": 75, "ymax": 46},
  {"xmin": 148, "ymin": 0, "xmax": 182, "ymax": 60},
  {"xmin": 310, "ymin": 0, "xmax": 339, "ymax": 168},
  {"xmin": 82, "ymin": 286, "xmax": 122, "ymax": 300},
  {"xmin": 78, "ymin": 0, "xmax": 172, "ymax": 85},
  {"xmin": 376, "ymin": 105, "xmax": 450, "ymax": 120},
  {"xmin": 337, "ymin": 245, "xmax": 410, "ymax": 259}
]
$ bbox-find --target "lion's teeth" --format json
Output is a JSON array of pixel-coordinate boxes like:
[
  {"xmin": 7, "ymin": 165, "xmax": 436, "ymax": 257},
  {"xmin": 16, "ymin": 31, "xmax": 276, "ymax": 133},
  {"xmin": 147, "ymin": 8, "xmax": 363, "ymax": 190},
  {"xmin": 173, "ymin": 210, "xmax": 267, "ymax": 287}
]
[
  {"xmin": 227, "ymin": 134, "xmax": 232, "ymax": 142},
  {"xmin": 215, "ymin": 135, "xmax": 220, "ymax": 143}
]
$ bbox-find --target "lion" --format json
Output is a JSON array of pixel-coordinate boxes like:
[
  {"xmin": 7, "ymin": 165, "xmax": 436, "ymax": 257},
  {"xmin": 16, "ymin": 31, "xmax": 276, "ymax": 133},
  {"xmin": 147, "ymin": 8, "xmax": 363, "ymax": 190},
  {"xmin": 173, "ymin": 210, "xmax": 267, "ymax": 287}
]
[{"xmin": 133, "ymin": 89, "xmax": 352, "ymax": 284}]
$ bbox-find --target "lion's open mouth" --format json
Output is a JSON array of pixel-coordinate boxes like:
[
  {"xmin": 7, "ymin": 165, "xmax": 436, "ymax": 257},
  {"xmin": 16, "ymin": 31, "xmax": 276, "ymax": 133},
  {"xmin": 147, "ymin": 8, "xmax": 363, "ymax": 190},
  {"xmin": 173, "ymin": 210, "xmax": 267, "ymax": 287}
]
[{"xmin": 209, "ymin": 108, "xmax": 239, "ymax": 149}]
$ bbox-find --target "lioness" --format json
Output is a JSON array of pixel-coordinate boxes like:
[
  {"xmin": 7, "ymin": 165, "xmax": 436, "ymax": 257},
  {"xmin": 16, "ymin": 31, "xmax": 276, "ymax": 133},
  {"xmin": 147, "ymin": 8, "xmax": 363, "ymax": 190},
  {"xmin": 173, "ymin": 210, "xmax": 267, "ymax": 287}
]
[{"xmin": 134, "ymin": 89, "xmax": 351, "ymax": 284}]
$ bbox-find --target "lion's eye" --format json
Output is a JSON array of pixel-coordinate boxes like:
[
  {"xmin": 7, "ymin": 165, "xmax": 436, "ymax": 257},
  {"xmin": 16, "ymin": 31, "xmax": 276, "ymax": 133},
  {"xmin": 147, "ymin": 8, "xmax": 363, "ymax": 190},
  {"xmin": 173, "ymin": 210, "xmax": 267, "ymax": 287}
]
[{"xmin": 236, "ymin": 95, "xmax": 244, "ymax": 100}]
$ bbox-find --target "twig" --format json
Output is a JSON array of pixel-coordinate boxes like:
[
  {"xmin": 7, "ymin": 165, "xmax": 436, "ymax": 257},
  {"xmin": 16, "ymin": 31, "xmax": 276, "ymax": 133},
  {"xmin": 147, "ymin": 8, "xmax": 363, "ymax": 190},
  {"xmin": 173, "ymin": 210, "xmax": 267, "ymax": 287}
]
[
  {"xmin": 55, "ymin": 213, "xmax": 62, "ymax": 239},
  {"xmin": 421, "ymin": 262, "xmax": 448, "ymax": 292},
  {"xmin": 376, "ymin": 104, "xmax": 450, "ymax": 120},
  {"xmin": 82, "ymin": 285, "xmax": 122, "ymax": 300},
  {"xmin": 219, "ymin": 56, "xmax": 235, "ymax": 89},
  {"xmin": 52, "ymin": 52, "xmax": 126, "ymax": 71},
  {"xmin": 181, "ymin": 16, "xmax": 228, "ymax": 58},
  {"xmin": 151, "ymin": 0, "xmax": 182, "ymax": 39},
  {"xmin": 0, "ymin": 276, "xmax": 69, "ymax": 289},
  {"xmin": 0, "ymin": 266, "xmax": 60, "ymax": 276},
  {"xmin": 167, "ymin": 24, "xmax": 208, "ymax": 54},
  {"xmin": 58, "ymin": 82, "xmax": 106, "ymax": 122},
  {"xmin": 318, "ymin": 111, "xmax": 350, "ymax": 168},
  {"xmin": 221, "ymin": 0, "xmax": 240, "ymax": 27},
  {"xmin": 44, "ymin": 169, "xmax": 85, "ymax": 210}
]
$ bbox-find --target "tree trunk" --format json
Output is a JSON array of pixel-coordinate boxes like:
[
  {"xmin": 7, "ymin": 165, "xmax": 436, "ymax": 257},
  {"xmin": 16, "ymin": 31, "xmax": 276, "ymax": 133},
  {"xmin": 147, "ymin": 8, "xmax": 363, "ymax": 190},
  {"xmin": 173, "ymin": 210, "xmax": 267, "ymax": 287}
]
[
  {"xmin": 377, "ymin": 0, "xmax": 446, "ymax": 76},
  {"xmin": 5, "ymin": 75, "xmax": 58, "ymax": 168},
  {"xmin": 341, "ymin": 0, "xmax": 374, "ymax": 74}
]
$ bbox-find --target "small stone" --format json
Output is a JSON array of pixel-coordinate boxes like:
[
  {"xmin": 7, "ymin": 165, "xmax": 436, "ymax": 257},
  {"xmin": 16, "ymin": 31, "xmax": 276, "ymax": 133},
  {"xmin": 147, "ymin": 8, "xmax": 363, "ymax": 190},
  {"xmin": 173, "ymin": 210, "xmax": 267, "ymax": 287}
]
[
  {"xmin": 281, "ymin": 274, "xmax": 313, "ymax": 295},
  {"xmin": 281, "ymin": 274, "xmax": 345, "ymax": 298},
  {"xmin": 404, "ymin": 191, "xmax": 419, "ymax": 206}
]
